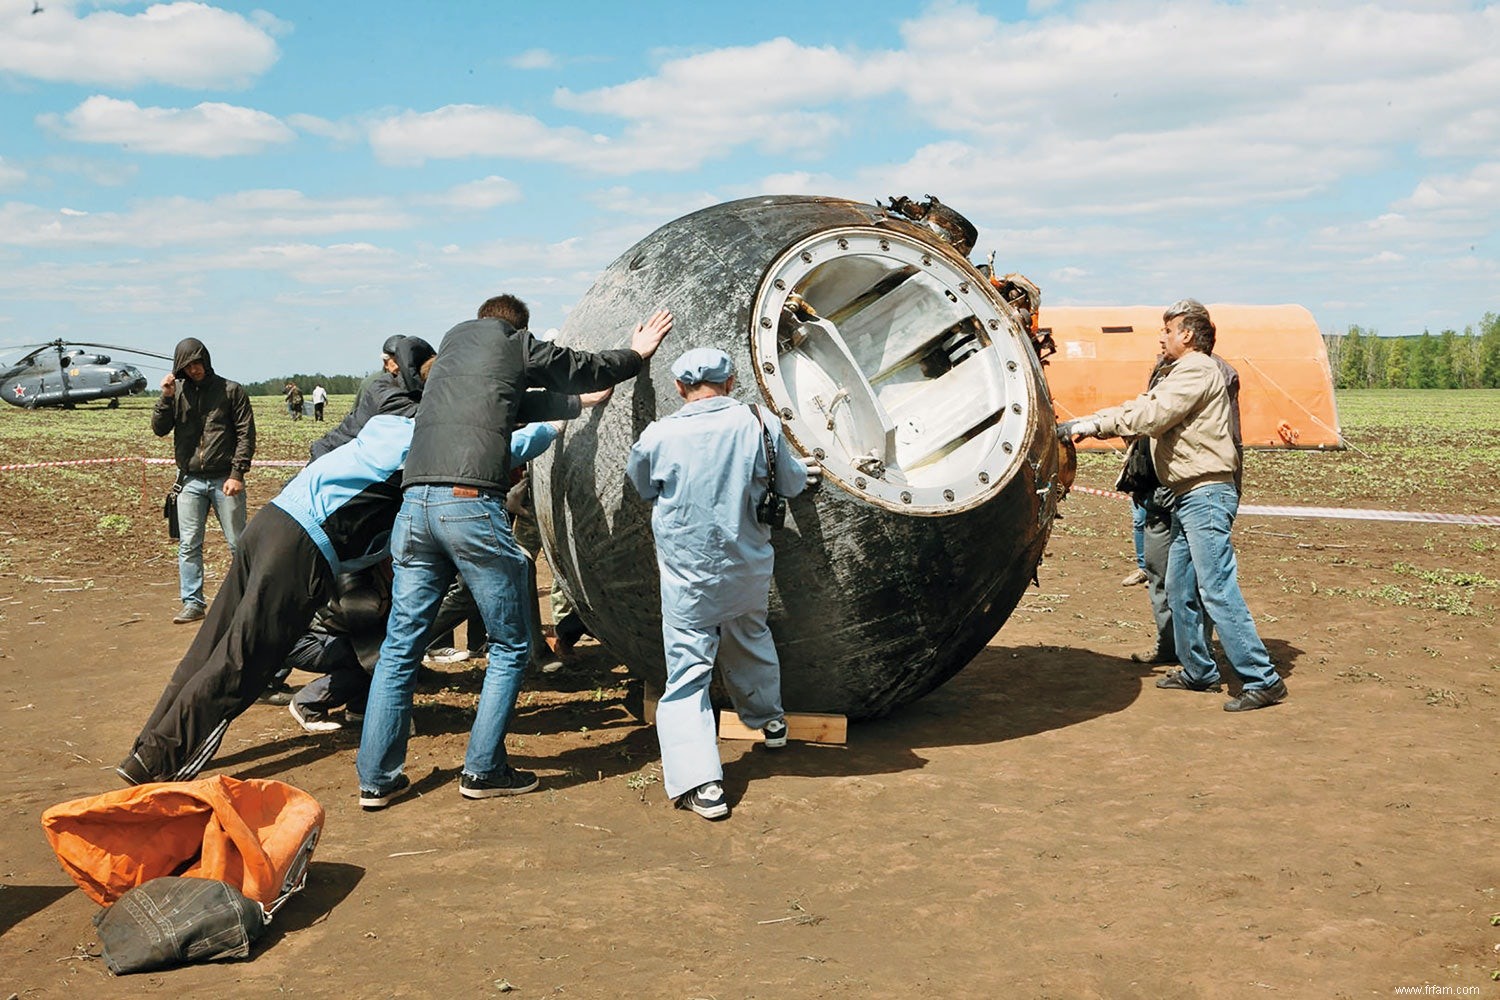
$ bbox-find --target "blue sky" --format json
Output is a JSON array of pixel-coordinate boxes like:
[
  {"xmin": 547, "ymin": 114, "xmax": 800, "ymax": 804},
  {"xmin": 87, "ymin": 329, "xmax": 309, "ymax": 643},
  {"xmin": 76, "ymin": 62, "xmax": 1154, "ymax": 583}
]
[{"xmin": 1, "ymin": 0, "xmax": 1496, "ymax": 381}]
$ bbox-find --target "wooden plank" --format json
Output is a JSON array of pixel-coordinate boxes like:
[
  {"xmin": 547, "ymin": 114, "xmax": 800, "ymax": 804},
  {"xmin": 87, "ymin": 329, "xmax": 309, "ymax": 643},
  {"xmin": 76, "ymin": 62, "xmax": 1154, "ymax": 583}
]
[{"xmin": 718, "ymin": 712, "xmax": 847, "ymax": 745}]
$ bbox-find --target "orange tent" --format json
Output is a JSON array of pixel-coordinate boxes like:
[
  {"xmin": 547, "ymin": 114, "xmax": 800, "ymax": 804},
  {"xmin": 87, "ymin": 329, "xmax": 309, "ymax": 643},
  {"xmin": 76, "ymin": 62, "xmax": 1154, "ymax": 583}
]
[
  {"xmin": 1037, "ymin": 304, "xmax": 1342, "ymax": 451},
  {"xmin": 41, "ymin": 776, "xmax": 323, "ymax": 907}
]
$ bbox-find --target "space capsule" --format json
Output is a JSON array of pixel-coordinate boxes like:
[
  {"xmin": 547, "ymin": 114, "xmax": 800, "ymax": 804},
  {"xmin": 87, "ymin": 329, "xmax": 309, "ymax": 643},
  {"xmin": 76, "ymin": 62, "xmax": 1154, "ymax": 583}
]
[{"xmin": 532, "ymin": 195, "xmax": 1069, "ymax": 719}]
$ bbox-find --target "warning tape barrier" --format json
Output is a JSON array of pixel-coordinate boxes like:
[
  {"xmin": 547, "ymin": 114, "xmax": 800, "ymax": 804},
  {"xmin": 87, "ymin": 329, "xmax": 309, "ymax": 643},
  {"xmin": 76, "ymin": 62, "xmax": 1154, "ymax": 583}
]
[
  {"xmin": 0, "ymin": 456, "xmax": 307, "ymax": 472},
  {"xmin": 1069, "ymin": 485, "xmax": 1500, "ymax": 526},
  {"xmin": 3, "ymin": 459, "xmax": 1495, "ymax": 525}
]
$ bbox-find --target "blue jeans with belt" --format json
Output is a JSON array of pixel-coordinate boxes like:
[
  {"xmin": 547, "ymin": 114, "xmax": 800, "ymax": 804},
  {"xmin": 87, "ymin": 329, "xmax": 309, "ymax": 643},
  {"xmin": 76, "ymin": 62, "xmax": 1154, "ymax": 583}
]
[
  {"xmin": 176, "ymin": 473, "xmax": 246, "ymax": 609},
  {"xmin": 356, "ymin": 485, "xmax": 533, "ymax": 794},
  {"xmin": 1166, "ymin": 482, "xmax": 1279, "ymax": 689}
]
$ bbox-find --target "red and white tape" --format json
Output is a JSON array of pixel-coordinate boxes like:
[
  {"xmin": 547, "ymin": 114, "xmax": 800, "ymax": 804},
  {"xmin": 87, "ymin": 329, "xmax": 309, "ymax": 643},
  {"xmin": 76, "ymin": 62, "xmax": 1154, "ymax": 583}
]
[
  {"xmin": 0, "ymin": 456, "xmax": 307, "ymax": 472},
  {"xmin": 1069, "ymin": 485, "xmax": 1500, "ymax": 526}
]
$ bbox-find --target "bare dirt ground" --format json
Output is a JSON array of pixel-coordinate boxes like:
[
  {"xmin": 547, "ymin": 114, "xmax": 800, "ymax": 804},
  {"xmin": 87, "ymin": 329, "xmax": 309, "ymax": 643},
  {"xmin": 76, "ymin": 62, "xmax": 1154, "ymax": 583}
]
[{"xmin": 1, "ymin": 430, "xmax": 1497, "ymax": 998}]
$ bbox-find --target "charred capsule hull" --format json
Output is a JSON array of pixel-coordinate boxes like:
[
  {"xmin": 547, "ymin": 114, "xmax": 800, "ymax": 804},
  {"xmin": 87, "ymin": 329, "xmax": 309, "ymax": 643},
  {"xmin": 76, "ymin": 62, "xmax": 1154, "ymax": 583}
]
[{"xmin": 533, "ymin": 196, "xmax": 1062, "ymax": 719}]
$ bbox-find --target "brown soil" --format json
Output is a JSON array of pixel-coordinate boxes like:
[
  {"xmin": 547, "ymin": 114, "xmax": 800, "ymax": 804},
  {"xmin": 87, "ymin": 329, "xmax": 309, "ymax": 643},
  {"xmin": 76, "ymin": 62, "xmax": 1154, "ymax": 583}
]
[{"xmin": 1, "ymin": 487, "xmax": 1496, "ymax": 999}]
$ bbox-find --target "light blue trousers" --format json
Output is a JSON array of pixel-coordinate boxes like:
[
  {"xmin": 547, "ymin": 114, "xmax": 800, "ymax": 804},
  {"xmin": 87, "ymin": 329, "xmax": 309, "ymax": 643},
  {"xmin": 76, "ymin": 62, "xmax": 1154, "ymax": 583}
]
[{"xmin": 657, "ymin": 612, "xmax": 783, "ymax": 800}]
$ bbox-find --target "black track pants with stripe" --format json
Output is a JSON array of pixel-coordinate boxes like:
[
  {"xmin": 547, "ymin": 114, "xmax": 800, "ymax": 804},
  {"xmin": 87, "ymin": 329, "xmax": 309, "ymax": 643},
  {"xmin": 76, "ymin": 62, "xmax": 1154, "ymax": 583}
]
[{"xmin": 129, "ymin": 504, "xmax": 334, "ymax": 781}]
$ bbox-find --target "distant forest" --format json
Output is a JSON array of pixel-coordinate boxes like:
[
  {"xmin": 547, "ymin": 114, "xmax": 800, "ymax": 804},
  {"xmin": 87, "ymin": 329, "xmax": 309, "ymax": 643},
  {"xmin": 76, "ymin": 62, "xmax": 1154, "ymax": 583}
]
[
  {"xmin": 243, "ymin": 372, "xmax": 371, "ymax": 396},
  {"xmin": 1322, "ymin": 312, "xmax": 1500, "ymax": 389}
]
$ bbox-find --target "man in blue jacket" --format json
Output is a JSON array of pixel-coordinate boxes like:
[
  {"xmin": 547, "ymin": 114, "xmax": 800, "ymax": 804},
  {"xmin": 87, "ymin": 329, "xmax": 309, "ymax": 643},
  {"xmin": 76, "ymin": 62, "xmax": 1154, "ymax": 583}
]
[
  {"xmin": 625, "ymin": 348, "xmax": 819, "ymax": 821},
  {"xmin": 118, "ymin": 409, "xmax": 423, "ymax": 784},
  {"xmin": 355, "ymin": 294, "xmax": 672, "ymax": 809}
]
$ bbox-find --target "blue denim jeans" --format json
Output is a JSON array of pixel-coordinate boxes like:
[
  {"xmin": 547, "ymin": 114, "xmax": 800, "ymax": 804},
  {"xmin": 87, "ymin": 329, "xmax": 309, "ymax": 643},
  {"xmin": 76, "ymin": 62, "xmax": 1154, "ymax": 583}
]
[
  {"xmin": 176, "ymin": 474, "xmax": 246, "ymax": 609},
  {"xmin": 1166, "ymin": 482, "xmax": 1279, "ymax": 689},
  {"xmin": 356, "ymin": 485, "xmax": 533, "ymax": 794},
  {"xmin": 1130, "ymin": 499, "xmax": 1148, "ymax": 570}
]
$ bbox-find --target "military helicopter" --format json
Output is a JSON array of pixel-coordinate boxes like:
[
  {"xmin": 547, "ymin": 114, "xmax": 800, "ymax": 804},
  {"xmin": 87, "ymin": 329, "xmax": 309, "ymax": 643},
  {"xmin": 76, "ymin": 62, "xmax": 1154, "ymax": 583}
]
[{"xmin": 1, "ymin": 339, "xmax": 172, "ymax": 409}]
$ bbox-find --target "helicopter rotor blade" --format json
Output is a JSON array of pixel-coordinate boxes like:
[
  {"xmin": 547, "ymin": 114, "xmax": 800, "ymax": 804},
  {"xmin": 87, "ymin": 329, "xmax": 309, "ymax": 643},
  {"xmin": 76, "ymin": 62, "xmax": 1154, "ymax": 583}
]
[
  {"xmin": 61, "ymin": 341, "xmax": 176, "ymax": 362},
  {"xmin": 0, "ymin": 343, "xmax": 56, "ymax": 366}
]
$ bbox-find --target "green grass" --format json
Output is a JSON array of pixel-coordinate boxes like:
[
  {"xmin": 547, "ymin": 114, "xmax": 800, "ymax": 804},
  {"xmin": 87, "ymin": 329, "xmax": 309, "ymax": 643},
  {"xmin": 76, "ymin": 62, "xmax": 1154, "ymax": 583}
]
[{"xmin": 1074, "ymin": 388, "xmax": 1500, "ymax": 510}]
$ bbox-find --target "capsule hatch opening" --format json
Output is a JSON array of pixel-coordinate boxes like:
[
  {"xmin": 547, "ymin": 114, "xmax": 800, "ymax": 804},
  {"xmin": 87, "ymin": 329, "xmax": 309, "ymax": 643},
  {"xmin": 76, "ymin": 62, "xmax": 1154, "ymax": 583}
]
[{"xmin": 752, "ymin": 229, "xmax": 1035, "ymax": 515}]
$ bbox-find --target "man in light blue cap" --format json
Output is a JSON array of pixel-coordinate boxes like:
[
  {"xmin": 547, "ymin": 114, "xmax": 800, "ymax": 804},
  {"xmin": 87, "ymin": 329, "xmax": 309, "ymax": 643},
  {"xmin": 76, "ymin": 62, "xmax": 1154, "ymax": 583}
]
[{"xmin": 626, "ymin": 347, "xmax": 820, "ymax": 820}]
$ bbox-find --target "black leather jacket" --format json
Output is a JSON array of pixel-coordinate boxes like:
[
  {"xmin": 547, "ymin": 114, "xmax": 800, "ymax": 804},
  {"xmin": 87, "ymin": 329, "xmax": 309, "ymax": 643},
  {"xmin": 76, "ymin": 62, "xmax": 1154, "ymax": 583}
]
[
  {"xmin": 403, "ymin": 319, "xmax": 641, "ymax": 491},
  {"xmin": 151, "ymin": 338, "xmax": 256, "ymax": 479}
]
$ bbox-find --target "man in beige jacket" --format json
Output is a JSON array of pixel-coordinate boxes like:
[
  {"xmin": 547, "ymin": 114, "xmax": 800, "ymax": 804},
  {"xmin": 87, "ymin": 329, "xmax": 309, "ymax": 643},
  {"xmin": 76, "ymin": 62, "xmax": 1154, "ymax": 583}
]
[{"xmin": 1059, "ymin": 304, "xmax": 1287, "ymax": 712}]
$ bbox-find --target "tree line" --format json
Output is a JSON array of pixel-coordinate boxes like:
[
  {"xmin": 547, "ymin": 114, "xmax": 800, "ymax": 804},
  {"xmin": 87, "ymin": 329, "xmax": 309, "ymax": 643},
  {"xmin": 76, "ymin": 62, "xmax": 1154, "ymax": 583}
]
[
  {"xmin": 1324, "ymin": 313, "xmax": 1500, "ymax": 389},
  {"xmin": 242, "ymin": 372, "xmax": 371, "ymax": 396}
]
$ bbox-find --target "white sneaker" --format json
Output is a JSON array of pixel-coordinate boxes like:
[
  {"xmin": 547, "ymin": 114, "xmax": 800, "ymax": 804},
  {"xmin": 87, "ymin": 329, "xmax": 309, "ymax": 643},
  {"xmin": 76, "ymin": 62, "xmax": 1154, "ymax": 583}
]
[
  {"xmin": 678, "ymin": 781, "xmax": 729, "ymax": 820},
  {"xmin": 762, "ymin": 718, "xmax": 788, "ymax": 749},
  {"xmin": 289, "ymin": 701, "xmax": 342, "ymax": 733},
  {"xmin": 424, "ymin": 646, "xmax": 471, "ymax": 665}
]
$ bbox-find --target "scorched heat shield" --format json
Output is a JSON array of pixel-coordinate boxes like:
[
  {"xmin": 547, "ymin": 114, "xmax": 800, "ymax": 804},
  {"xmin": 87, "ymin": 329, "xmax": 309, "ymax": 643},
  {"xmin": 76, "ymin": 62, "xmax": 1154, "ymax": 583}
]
[{"xmin": 532, "ymin": 195, "xmax": 1066, "ymax": 719}]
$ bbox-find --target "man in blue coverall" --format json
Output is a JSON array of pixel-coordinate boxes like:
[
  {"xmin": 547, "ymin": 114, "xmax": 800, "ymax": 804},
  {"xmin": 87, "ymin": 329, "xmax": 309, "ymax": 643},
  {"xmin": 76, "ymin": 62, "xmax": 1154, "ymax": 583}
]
[{"xmin": 626, "ymin": 348, "xmax": 820, "ymax": 820}]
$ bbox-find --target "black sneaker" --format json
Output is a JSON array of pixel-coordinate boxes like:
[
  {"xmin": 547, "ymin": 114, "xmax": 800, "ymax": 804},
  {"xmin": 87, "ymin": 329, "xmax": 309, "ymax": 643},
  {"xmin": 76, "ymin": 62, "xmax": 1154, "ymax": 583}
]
[
  {"xmin": 459, "ymin": 767, "xmax": 539, "ymax": 799},
  {"xmin": 289, "ymin": 700, "xmax": 341, "ymax": 733},
  {"xmin": 1154, "ymin": 669, "xmax": 1223, "ymax": 692},
  {"xmin": 259, "ymin": 682, "xmax": 295, "ymax": 706},
  {"xmin": 359, "ymin": 773, "xmax": 411, "ymax": 810},
  {"xmin": 115, "ymin": 752, "xmax": 154, "ymax": 786},
  {"xmin": 172, "ymin": 602, "xmax": 206, "ymax": 625},
  {"xmin": 677, "ymin": 781, "xmax": 729, "ymax": 820},
  {"xmin": 762, "ymin": 718, "xmax": 788, "ymax": 749},
  {"xmin": 1224, "ymin": 679, "xmax": 1288, "ymax": 712}
]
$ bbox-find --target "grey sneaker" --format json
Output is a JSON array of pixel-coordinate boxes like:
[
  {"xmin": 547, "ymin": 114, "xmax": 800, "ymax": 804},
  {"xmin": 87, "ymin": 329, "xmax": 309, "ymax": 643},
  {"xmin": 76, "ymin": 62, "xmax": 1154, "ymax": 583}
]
[
  {"xmin": 424, "ymin": 646, "xmax": 470, "ymax": 665},
  {"xmin": 678, "ymin": 781, "xmax": 729, "ymax": 820},
  {"xmin": 1224, "ymin": 679, "xmax": 1288, "ymax": 712},
  {"xmin": 172, "ymin": 602, "xmax": 206, "ymax": 624},
  {"xmin": 762, "ymin": 718, "xmax": 788, "ymax": 749},
  {"xmin": 459, "ymin": 767, "xmax": 539, "ymax": 799}
]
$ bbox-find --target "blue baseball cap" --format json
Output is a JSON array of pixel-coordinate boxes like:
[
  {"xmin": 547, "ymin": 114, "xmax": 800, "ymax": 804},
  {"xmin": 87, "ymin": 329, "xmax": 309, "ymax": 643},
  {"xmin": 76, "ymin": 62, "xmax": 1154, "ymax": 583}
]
[{"xmin": 671, "ymin": 348, "xmax": 735, "ymax": 385}]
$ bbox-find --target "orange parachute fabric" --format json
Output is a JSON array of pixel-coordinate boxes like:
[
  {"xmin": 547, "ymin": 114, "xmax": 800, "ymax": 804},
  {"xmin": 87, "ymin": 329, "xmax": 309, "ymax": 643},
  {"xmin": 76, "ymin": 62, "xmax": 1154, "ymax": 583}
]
[
  {"xmin": 1038, "ymin": 304, "xmax": 1342, "ymax": 451},
  {"xmin": 41, "ymin": 776, "xmax": 323, "ymax": 907}
]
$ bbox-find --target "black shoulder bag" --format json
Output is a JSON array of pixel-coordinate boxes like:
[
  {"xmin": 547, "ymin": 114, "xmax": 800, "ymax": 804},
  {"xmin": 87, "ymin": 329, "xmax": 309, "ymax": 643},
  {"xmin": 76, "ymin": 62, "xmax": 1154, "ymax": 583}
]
[
  {"xmin": 163, "ymin": 472, "xmax": 185, "ymax": 540},
  {"xmin": 751, "ymin": 405, "xmax": 786, "ymax": 529}
]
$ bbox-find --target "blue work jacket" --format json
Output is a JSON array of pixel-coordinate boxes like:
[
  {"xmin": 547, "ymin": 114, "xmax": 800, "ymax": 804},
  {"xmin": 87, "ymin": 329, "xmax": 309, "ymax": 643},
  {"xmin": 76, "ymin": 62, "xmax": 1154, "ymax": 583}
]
[{"xmin": 626, "ymin": 395, "xmax": 808, "ymax": 628}]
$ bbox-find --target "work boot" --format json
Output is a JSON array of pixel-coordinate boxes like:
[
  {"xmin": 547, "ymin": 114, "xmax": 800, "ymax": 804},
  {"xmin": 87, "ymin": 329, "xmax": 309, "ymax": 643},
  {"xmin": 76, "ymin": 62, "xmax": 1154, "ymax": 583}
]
[
  {"xmin": 172, "ymin": 602, "xmax": 205, "ymax": 625},
  {"xmin": 1130, "ymin": 647, "xmax": 1176, "ymax": 665},
  {"xmin": 1121, "ymin": 568, "xmax": 1148, "ymax": 586}
]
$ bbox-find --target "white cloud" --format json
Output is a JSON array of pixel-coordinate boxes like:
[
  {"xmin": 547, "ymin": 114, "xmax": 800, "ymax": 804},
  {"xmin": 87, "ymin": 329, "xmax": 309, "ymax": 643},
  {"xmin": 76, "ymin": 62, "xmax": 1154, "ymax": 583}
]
[
  {"xmin": 197, "ymin": 242, "xmax": 430, "ymax": 286},
  {"xmin": 582, "ymin": 185, "xmax": 718, "ymax": 220},
  {"xmin": 38, "ymin": 154, "xmax": 138, "ymax": 186},
  {"xmin": 0, "ymin": 189, "xmax": 413, "ymax": 249},
  {"xmin": 287, "ymin": 113, "xmax": 364, "ymax": 144},
  {"xmin": 509, "ymin": 48, "xmax": 558, "ymax": 70},
  {"xmin": 0, "ymin": 157, "xmax": 25, "ymax": 189},
  {"xmin": 420, "ymin": 176, "xmax": 523, "ymax": 210},
  {"xmin": 39, "ymin": 96, "xmax": 296, "ymax": 157},
  {"xmin": 367, "ymin": 105, "xmax": 607, "ymax": 167},
  {"xmin": 0, "ymin": 1, "xmax": 283, "ymax": 89}
]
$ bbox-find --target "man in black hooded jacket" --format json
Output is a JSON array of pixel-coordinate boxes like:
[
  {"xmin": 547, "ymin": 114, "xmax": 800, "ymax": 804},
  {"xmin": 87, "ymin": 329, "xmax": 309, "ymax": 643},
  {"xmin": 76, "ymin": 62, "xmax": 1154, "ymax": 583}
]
[
  {"xmin": 152, "ymin": 338, "xmax": 255, "ymax": 624},
  {"xmin": 310, "ymin": 336, "xmax": 436, "ymax": 461}
]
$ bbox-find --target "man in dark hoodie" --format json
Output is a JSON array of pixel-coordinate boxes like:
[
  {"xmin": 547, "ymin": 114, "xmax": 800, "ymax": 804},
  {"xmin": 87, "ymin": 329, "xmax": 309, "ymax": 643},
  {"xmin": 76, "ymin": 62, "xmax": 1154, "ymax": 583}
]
[
  {"xmin": 152, "ymin": 338, "xmax": 256, "ymax": 624},
  {"xmin": 310, "ymin": 336, "xmax": 435, "ymax": 461}
]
